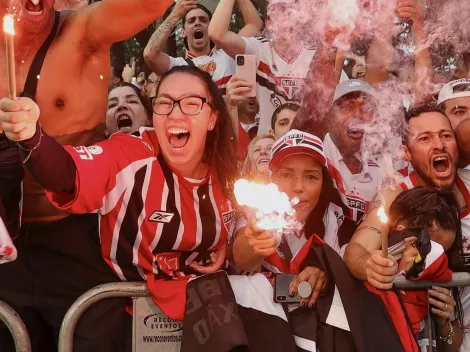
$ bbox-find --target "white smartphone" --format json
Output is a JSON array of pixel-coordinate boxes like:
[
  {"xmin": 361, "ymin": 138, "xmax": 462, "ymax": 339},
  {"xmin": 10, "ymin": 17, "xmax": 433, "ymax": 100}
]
[{"xmin": 235, "ymin": 54, "xmax": 257, "ymax": 98}]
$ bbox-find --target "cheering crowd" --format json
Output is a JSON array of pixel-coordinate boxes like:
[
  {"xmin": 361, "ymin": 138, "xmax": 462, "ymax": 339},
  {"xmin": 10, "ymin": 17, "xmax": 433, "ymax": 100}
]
[{"xmin": 0, "ymin": 0, "xmax": 470, "ymax": 351}]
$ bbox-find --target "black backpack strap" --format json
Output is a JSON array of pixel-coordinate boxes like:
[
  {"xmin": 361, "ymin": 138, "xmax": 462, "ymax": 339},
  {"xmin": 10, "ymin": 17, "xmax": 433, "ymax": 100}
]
[
  {"xmin": 20, "ymin": 11, "xmax": 60, "ymax": 99},
  {"xmin": 185, "ymin": 57, "xmax": 196, "ymax": 67}
]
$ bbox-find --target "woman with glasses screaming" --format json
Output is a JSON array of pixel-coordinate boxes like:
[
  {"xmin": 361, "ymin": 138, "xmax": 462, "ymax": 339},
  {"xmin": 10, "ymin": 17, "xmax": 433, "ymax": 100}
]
[{"xmin": 0, "ymin": 65, "xmax": 239, "ymax": 321}]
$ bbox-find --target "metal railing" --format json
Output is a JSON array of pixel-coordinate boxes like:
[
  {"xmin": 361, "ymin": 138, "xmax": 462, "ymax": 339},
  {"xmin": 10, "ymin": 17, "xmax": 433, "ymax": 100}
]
[
  {"xmin": 58, "ymin": 282, "xmax": 149, "ymax": 352},
  {"xmin": 56, "ymin": 272, "xmax": 470, "ymax": 352},
  {"xmin": 0, "ymin": 301, "xmax": 31, "ymax": 352},
  {"xmin": 393, "ymin": 272, "xmax": 470, "ymax": 289}
]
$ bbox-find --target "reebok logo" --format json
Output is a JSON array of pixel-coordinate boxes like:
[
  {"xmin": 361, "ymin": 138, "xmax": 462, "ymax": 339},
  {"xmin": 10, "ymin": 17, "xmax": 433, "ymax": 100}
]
[{"xmin": 149, "ymin": 211, "xmax": 175, "ymax": 224}]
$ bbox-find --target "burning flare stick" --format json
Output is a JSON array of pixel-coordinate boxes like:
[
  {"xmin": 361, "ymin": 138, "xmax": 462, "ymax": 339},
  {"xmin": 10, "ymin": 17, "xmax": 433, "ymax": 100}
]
[
  {"xmin": 234, "ymin": 180, "xmax": 299, "ymax": 240},
  {"xmin": 3, "ymin": 15, "xmax": 16, "ymax": 100},
  {"xmin": 377, "ymin": 206, "xmax": 389, "ymax": 258}
]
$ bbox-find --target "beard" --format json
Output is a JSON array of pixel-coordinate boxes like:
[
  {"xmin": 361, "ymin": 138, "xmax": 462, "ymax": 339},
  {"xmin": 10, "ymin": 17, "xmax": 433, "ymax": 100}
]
[{"xmin": 412, "ymin": 160, "xmax": 455, "ymax": 191}]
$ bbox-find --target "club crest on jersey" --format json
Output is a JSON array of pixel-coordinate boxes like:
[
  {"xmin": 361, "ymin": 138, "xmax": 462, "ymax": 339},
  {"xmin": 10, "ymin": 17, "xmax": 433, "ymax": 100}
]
[
  {"xmin": 148, "ymin": 211, "xmax": 175, "ymax": 224},
  {"xmin": 284, "ymin": 133, "xmax": 304, "ymax": 146},
  {"xmin": 279, "ymin": 78, "xmax": 301, "ymax": 100},
  {"xmin": 87, "ymin": 146, "xmax": 103, "ymax": 155},
  {"xmin": 197, "ymin": 60, "xmax": 217, "ymax": 75},
  {"xmin": 222, "ymin": 209, "xmax": 235, "ymax": 232}
]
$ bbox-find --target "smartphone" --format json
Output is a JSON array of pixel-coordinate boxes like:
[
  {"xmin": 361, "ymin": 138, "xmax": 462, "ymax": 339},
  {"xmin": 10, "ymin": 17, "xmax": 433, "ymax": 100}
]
[
  {"xmin": 235, "ymin": 54, "xmax": 256, "ymax": 98},
  {"xmin": 274, "ymin": 274, "xmax": 300, "ymax": 303}
]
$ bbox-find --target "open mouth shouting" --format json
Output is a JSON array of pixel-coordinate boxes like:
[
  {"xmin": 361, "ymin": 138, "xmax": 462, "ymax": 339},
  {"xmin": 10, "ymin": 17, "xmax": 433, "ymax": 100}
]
[
  {"xmin": 25, "ymin": 0, "xmax": 44, "ymax": 17},
  {"xmin": 116, "ymin": 113, "xmax": 133, "ymax": 133},
  {"xmin": 345, "ymin": 119, "xmax": 365, "ymax": 139},
  {"xmin": 193, "ymin": 29, "xmax": 205, "ymax": 43},
  {"xmin": 431, "ymin": 154, "xmax": 452, "ymax": 178},
  {"xmin": 167, "ymin": 127, "xmax": 190, "ymax": 151},
  {"xmin": 257, "ymin": 157, "xmax": 269, "ymax": 166}
]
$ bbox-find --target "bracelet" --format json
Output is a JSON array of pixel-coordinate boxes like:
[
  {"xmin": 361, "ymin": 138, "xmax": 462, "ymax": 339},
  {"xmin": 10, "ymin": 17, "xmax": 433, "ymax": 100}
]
[
  {"xmin": 161, "ymin": 20, "xmax": 175, "ymax": 32},
  {"xmin": 17, "ymin": 123, "xmax": 42, "ymax": 163},
  {"xmin": 439, "ymin": 320, "xmax": 455, "ymax": 345}
]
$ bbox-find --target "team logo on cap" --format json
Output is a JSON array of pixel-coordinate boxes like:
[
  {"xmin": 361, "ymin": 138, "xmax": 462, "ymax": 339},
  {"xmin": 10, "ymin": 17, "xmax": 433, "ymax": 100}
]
[
  {"xmin": 284, "ymin": 133, "xmax": 305, "ymax": 146},
  {"xmin": 349, "ymin": 81, "xmax": 363, "ymax": 87}
]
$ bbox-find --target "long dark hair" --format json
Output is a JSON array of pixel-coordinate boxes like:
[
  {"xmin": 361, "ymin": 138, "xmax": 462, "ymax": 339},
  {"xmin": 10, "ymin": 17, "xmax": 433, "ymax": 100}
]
[
  {"xmin": 388, "ymin": 186, "xmax": 469, "ymax": 328},
  {"xmin": 303, "ymin": 167, "xmax": 355, "ymax": 245},
  {"xmin": 156, "ymin": 66, "xmax": 238, "ymax": 200}
]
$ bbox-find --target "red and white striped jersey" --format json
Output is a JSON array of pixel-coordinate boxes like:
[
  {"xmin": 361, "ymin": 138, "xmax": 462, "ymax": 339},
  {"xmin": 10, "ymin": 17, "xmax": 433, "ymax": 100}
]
[
  {"xmin": 323, "ymin": 134, "xmax": 383, "ymax": 224},
  {"xmin": 46, "ymin": 128, "xmax": 235, "ymax": 283},
  {"xmin": 242, "ymin": 36, "xmax": 317, "ymax": 135},
  {"xmin": 168, "ymin": 49, "xmax": 234, "ymax": 94}
]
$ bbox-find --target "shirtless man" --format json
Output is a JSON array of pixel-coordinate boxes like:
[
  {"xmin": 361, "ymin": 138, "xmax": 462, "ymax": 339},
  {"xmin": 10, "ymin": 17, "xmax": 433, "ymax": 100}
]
[
  {"xmin": 0, "ymin": 0, "xmax": 171, "ymax": 350},
  {"xmin": 54, "ymin": 0, "xmax": 87, "ymax": 11}
]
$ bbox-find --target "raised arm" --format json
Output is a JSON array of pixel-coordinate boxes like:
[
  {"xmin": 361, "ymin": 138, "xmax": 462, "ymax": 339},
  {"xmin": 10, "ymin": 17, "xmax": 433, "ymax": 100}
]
[
  {"xmin": 0, "ymin": 98, "xmax": 76, "ymax": 196},
  {"xmin": 292, "ymin": 32, "xmax": 342, "ymax": 134},
  {"xmin": 236, "ymin": 0, "xmax": 263, "ymax": 38},
  {"xmin": 209, "ymin": 0, "xmax": 247, "ymax": 58},
  {"xmin": 397, "ymin": 0, "xmax": 434, "ymax": 106},
  {"xmin": 343, "ymin": 189, "xmax": 401, "ymax": 289},
  {"xmin": 144, "ymin": 0, "xmax": 197, "ymax": 75},
  {"xmin": 83, "ymin": 0, "xmax": 174, "ymax": 47},
  {"xmin": 364, "ymin": 24, "xmax": 394, "ymax": 86}
]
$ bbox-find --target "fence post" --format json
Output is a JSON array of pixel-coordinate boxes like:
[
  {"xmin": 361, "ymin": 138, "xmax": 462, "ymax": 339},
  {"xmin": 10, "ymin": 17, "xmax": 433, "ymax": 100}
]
[
  {"xmin": 58, "ymin": 282, "xmax": 149, "ymax": 352},
  {"xmin": 0, "ymin": 301, "xmax": 31, "ymax": 352}
]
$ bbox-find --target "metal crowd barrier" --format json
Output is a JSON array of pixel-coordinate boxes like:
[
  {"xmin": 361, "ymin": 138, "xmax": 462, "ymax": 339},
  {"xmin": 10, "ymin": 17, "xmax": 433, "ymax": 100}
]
[
  {"xmin": 393, "ymin": 272, "xmax": 470, "ymax": 289},
  {"xmin": 57, "ymin": 272, "xmax": 470, "ymax": 352},
  {"xmin": 0, "ymin": 300, "xmax": 31, "ymax": 352},
  {"xmin": 58, "ymin": 282, "xmax": 149, "ymax": 352}
]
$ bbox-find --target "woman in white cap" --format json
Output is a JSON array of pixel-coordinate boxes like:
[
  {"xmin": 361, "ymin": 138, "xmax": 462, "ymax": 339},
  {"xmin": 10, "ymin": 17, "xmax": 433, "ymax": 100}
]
[{"xmin": 231, "ymin": 129, "xmax": 355, "ymax": 307}]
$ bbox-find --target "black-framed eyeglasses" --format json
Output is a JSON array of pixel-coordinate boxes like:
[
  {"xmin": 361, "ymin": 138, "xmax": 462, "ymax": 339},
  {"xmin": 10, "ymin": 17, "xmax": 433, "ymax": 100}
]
[{"xmin": 152, "ymin": 96, "xmax": 211, "ymax": 116}]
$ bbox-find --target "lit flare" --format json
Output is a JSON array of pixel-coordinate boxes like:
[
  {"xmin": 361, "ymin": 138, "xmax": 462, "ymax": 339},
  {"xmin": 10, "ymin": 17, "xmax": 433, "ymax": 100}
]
[
  {"xmin": 3, "ymin": 15, "xmax": 15, "ymax": 35},
  {"xmin": 234, "ymin": 179, "xmax": 300, "ymax": 240}
]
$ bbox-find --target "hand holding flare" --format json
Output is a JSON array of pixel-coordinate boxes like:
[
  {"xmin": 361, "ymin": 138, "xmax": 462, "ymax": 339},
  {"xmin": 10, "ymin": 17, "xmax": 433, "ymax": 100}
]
[{"xmin": 3, "ymin": 15, "xmax": 16, "ymax": 100}]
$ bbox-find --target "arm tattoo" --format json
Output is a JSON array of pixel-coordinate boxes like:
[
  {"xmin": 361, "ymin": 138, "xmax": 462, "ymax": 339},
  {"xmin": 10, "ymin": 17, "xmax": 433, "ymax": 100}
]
[
  {"xmin": 145, "ymin": 19, "xmax": 176, "ymax": 54},
  {"xmin": 369, "ymin": 193, "xmax": 384, "ymax": 212},
  {"xmin": 356, "ymin": 226, "xmax": 382, "ymax": 236}
]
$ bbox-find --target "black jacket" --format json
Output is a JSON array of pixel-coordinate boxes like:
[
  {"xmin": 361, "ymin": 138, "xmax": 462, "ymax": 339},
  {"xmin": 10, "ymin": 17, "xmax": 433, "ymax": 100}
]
[{"xmin": 0, "ymin": 134, "xmax": 23, "ymax": 238}]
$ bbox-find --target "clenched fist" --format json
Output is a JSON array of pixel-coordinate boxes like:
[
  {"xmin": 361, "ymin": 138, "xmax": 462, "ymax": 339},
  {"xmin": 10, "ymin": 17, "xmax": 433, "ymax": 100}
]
[{"xmin": 0, "ymin": 97, "xmax": 40, "ymax": 142}]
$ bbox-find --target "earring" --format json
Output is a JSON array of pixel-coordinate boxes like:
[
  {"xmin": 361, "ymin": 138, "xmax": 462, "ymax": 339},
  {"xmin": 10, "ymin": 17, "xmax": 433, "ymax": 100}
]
[{"xmin": 209, "ymin": 125, "xmax": 214, "ymax": 130}]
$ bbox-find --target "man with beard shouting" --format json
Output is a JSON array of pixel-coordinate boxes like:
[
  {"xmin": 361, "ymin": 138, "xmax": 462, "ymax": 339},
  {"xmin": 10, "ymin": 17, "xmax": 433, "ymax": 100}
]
[
  {"xmin": 0, "ymin": 0, "xmax": 171, "ymax": 351},
  {"xmin": 344, "ymin": 103, "xmax": 470, "ymax": 349}
]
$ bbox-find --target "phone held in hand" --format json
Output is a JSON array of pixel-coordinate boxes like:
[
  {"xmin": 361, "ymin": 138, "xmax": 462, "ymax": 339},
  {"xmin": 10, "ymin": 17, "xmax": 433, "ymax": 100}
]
[
  {"xmin": 235, "ymin": 54, "xmax": 257, "ymax": 98},
  {"xmin": 274, "ymin": 274, "xmax": 300, "ymax": 303}
]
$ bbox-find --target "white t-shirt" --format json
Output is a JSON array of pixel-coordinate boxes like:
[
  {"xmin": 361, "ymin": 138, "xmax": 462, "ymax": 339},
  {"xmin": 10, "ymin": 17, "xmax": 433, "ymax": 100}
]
[
  {"xmin": 323, "ymin": 134, "xmax": 384, "ymax": 224},
  {"xmin": 242, "ymin": 36, "xmax": 317, "ymax": 134},
  {"xmin": 168, "ymin": 49, "xmax": 235, "ymax": 91}
]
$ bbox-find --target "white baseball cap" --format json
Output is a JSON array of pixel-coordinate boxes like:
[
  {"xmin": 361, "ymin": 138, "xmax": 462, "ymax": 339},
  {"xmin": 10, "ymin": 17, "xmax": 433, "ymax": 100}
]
[
  {"xmin": 437, "ymin": 78, "xmax": 470, "ymax": 106},
  {"xmin": 270, "ymin": 129, "xmax": 326, "ymax": 171},
  {"xmin": 333, "ymin": 79, "xmax": 375, "ymax": 103}
]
